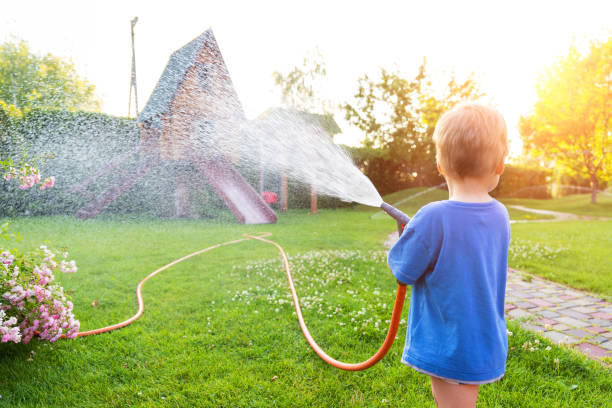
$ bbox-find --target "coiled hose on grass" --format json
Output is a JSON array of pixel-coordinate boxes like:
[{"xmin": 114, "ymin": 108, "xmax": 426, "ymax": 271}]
[{"xmin": 66, "ymin": 233, "xmax": 407, "ymax": 371}]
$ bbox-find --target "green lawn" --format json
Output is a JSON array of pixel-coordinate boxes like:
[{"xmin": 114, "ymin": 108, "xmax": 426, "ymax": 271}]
[
  {"xmin": 375, "ymin": 187, "xmax": 554, "ymax": 221},
  {"xmin": 1, "ymin": 210, "xmax": 610, "ymax": 407},
  {"xmin": 510, "ymin": 220, "xmax": 612, "ymax": 300},
  {"xmin": 502, "ymin": 193, "xmax": 612, "ymax": 218}
]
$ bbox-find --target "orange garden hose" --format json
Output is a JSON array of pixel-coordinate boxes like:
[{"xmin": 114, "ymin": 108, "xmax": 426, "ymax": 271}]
[{"xmin": 66, "ymin": 233, "xmax": 407, "ymax": 371}]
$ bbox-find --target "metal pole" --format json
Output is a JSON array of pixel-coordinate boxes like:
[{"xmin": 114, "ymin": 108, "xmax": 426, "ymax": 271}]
[{"xmin": 129, "ymin": 17, "xmax": 139, "ymax": 118}]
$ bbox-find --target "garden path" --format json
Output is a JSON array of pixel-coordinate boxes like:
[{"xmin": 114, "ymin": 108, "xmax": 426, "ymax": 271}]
[
  {"xmin": 385, "ymin": 227, "xmax": 612, "ymax": 362},
  {"xmin": 509, "ymin": 205, "xmax": 612, "ymax": 222}
]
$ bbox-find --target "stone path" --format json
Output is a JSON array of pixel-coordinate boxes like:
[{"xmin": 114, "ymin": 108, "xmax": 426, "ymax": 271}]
[{"xmin": 506, "ymin": 268, "xmax": 612, "ymax": 361}]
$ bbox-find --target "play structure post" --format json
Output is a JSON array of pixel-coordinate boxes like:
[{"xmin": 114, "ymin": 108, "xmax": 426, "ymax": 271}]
[
  {"xmin": 310, "ymin": 184, "xmax": 317, "ymax": 214},
  {"xmin": 281, "ymin": 171, "xmax": 288, "ymax": 212}
]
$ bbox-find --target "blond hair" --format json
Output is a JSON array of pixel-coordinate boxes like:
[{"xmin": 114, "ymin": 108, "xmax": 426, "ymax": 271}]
[{"xmin": 433, "ymin": 103, "xmax": 508, "ymax": 179}]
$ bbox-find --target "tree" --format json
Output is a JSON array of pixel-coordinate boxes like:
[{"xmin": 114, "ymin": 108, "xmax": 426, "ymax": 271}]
[
  {"xmin": 520, "ymin": 37, "xmax": 612, "ymax": 203},
  {"xmin": 343, "ymin": 60, "xmax": 483, "ymax": 192},
  {"xmin": 272, "ymin": 50, "xmax": 337, "ymax": 213},
  {"xmin": 272, "ymin": 49, "xmax": 330, "ymax": 114},
  {"xmin": 0, "ymin": 40, "xmax": 99, "ymax": 114}
]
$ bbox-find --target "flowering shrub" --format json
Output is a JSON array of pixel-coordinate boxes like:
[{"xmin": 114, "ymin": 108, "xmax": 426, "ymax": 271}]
[
  {"xmin": 1, "ymin": 160, "xmax": 54, "ymax": 191},
  {"xmin": 0, "ymin": 245, "xmax": 79, "ymax": 343},
  {"xmin": 1, "ymin": 159, "xmax": 79, "ymax": 343}
]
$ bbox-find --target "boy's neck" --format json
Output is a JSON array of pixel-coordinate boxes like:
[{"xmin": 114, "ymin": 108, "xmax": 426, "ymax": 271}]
[{"xmin": 445, "ymin": 175, "xmax": 498, "ymax": 203}]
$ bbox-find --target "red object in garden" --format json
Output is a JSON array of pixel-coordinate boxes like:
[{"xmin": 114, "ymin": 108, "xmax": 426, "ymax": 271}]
[{"xmin": 263, "ymin": 191, "xmax": 278, "ymax": 204}]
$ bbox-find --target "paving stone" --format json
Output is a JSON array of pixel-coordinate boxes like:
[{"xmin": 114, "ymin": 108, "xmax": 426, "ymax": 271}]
[
  {"xmin": 505, "ymin": 296, "xmax": 519, "ymax": 303},
  {"xmin": 588, "ymin": 336, "xmax": 608, "ymax": 345},
  {"xmin": 574, "ymin": 306, "xmax": 598, "ymax": 314},
  {"xmin": 542, "ymin": 331, "xmax": 579, "ymax": 344},
  {"xmin": 539, "ymin": 310, "xmax": 560, "ymax": 318},
  {"xmin": 511, "ymin": 291, "xmax": 530, "ymax": 298},
  {"xmin": 558, "ymin": 309, "xmax": 592, "ymax": 320},
  {"xmin": 520, "ymin": 323, "xmax": 545, "ymax": 332},
  {"xmin": 559, "ymin": 294, "xmax": 578, "ymax": 300},
  {"xmin": 530, "ymin": 298, "xmax": 554, "ymax": 307},
  {"xmin": 590, "ymin": 318, "xmax": 611, "ymax": 327},
  {"xmin": 528, "ymin": 291, "xmax": 549, "ymax": 298},
  {"xmin": 516, "ymin": 301, "xmax": 537, "ymax": 309},
  {"xmin": 581, "ymin": 296, "xmax": 603, "ymax": 303},
  {"xmin": 508, "ymin": 308, "xmax": 531, "ymax": 319},
  {"xmin": 575, "ymin": 343, "xmax": 610, "ymax": 359},
  {"xmin": 563, "ymin": 329, "xmax": 590, "ymax": 338},
  {"xmin": 599, "ymin": 307, "xmax": 612, "ymax": 314},
  {"xmin": 556, "ymin": 316, "xmax": 589, "ymax": 328},
  {"xmin": 572, "ymin": 299, "xmax": 597, "ymax": 306},
  {"xmin": 602, "ymin": 331, "xmax": 612, "ymax": 338},
  {"xmin": 590, "ymin": 312, "xmax": 612, "ymax": 320},
  {"xmin": 553, "ymin": 324, "xmax": 570, "ymax": 331},
  {"xmin": 537, "ymin": 318, "xmax": 558, "ymax": 326},
  {"xmin": 545, "ymin": 296, "xmax": 564, "ymax": 304},
  {"xmin": 584, "ymin": 326, "xmax": 608, "ymax": 334},
  {"xmin": 505, "ymin": 304, "xmax": 517, "ymax": 311},
  {"xmin": 600, "ymin": 341, "xmax": 612, "ymax": 351}
]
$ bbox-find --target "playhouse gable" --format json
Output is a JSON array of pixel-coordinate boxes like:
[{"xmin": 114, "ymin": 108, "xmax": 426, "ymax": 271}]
[{"xmin": 138, "ymin": 28, "xmax": 245, "ymax": 160}]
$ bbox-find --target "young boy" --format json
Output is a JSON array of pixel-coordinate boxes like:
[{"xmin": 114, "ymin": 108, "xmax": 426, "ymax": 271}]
[{"xmin": 388, "ymin": 103, "xmax": 510, "ymax": 408}]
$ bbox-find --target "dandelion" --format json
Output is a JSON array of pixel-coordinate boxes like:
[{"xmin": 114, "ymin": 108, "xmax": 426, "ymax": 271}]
[{"xmin": 545, "ymin": 346, "xmax": 551, "ymax": 351}]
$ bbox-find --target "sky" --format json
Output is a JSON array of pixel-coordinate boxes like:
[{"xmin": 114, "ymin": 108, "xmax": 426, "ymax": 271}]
[{"xmin": 2, "ymin": 0, "xmax": 611, "ymax": 155}]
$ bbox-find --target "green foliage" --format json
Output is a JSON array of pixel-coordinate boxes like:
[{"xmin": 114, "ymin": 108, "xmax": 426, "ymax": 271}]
[
  {"xmin": 520, "ymin": 36, "xmax": 612, "ymax": 203},
  {"xmin": 0, "ymin": 108, "xmax": 342, "ymax": 217},
  {"xmin": 491, "ymin": 164, "xmax": 553, "ymax": 198},
  {"xmin": 0, "ymin": 40, "xmax": 99, "ymax": 113},
  {"xmin": 0, "ymin": 109, "xmax": 140, "ymax": 216},
  {"xmin": 344, "ymin": 60, "xmax": 482, "ymax": 192},
  {"xmin": 272, "ymin": 49, "xmax": 329, "ymax": 114}
]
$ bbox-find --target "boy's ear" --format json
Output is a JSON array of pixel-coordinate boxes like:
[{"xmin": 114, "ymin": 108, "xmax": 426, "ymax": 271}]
[{"xmin": 495, "ymin": 161, "xmax": 505, "ymax": 175}]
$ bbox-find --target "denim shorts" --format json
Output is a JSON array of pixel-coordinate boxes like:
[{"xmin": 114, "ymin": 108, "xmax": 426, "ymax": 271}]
[{"xmin": 402, "ymin": 359, "xmax": 504, "ymax": 385}]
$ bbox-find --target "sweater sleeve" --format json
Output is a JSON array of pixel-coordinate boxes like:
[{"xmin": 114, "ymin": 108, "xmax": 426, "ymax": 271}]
[{"xmin": 387, "ymin": 206, "xmax": 440, "ymax": 285}]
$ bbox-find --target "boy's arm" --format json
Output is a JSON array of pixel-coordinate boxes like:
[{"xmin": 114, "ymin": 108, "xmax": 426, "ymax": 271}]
[{"xmin": 387, "ymin": 210, "xmax": 440, "ymax": 285}]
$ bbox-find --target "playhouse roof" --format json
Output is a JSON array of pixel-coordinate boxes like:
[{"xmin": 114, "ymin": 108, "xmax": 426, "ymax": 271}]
[{"xmin": 137, "ymin": 29, "xmax": 226, "ymax": 125}]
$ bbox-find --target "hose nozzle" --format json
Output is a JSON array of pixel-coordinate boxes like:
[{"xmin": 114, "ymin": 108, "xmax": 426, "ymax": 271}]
[{"xmin": 380, "ymin": 202, "xmax": 411, "ymax": 234}]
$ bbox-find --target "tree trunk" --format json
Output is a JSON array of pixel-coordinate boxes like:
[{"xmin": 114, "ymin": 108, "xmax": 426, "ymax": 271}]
[
  {"xmin": 280, "ymin": 171, "xmax": 288, "ymax": 212},
  {"xmin": 310, "ymin": 184, "xmax": 317, "ymax": 214},
  {"xmin": 590, "ymin": 175, "xmax": 598, "ymax": 204}
]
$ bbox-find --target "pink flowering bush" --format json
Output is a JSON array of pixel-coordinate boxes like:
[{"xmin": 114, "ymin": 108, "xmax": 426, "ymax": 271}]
[
  {"xmin": 1, "ymin": 161, "xmax": 54, "ymax": 191},
  {"xmin": 1, "ymin": 159, "xmax": 80, "ymax": 343},
  {"xmin": 0, "ymin": 246, "xmax": 80, "ymax": 343}
]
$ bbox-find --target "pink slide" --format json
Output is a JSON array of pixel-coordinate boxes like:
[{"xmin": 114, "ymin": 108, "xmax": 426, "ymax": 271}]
[{"xmin": 193, "ymin": 157, "xmax": 277, "ymax": 224}]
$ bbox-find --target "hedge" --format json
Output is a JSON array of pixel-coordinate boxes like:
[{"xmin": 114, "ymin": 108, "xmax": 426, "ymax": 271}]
[{"xmin": 0, "ymin": 108, "xmax": 342, "ymax": 217}]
